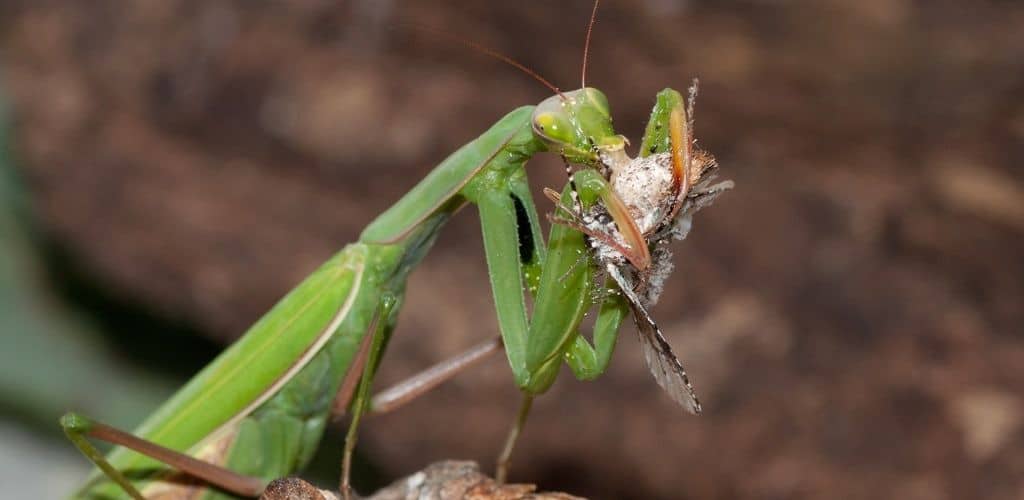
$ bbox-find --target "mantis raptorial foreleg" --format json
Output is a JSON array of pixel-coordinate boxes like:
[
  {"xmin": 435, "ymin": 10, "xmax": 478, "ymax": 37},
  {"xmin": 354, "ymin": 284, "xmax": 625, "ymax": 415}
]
[{"xmin": 564, "ymin": 286, "xmax": 630, "ymax": 380}]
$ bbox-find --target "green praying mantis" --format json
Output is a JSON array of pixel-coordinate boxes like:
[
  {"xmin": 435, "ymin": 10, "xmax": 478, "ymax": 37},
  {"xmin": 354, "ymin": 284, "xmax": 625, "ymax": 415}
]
[{"xmin": 60, "ymin": 3, "xmax": 732, "ymax": 498}]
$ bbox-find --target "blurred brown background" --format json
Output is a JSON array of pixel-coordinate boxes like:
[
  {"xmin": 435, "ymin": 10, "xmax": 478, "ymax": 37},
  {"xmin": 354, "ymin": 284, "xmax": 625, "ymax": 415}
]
[{"xmin": 1, "ymin": 1, "xmax": 1023, "ymax": 499}]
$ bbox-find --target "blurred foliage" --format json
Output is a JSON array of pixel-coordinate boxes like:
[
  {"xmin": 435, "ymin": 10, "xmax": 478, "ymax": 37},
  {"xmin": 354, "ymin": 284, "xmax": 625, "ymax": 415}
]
[
  {"xmin": 0, "ymin": 85, "xmax": 178, "ymax": 432},
  {"xmin": 0, "ymin": 80, "xmax": 391, "ymax": 495}
]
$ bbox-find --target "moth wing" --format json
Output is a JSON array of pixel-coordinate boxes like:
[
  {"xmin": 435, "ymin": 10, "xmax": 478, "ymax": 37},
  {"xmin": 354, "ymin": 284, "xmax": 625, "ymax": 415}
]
[
  {"xmin": 607, "ymin": 266, "xmax": 702, "ymax": 414},
  {"xmin": 631, "ymin": 301, "xmax": 702, "ymax": 415}
]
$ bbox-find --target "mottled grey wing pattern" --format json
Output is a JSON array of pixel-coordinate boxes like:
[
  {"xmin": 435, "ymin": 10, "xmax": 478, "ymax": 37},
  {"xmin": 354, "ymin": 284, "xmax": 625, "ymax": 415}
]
[
  {"xmin": 608, "ymin": 267, "xmax": 702, "ymax": 414},
  {"xmin": 630, "ymin": 301, "xmax": 702, "ymax": 414}
]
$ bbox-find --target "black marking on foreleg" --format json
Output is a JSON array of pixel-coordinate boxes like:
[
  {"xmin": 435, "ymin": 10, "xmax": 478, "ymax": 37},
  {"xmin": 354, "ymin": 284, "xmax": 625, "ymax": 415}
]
[{"xmin": 510, "ymin": 193, "xmax": 535, "ymax": 264}]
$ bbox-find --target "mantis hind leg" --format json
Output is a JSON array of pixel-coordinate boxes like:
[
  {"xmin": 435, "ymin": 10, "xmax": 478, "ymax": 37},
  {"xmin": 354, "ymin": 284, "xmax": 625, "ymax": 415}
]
[
  {"xmin": 335, "ymin": 302, "xmax": 504, "ymax": 497},
  {"xmin": 60, "ymin": 413, "xmax": 266, "ymax": 499},
  {"xmin": 339, "ymin": 293, "xmax": 399, "ymax": 499},
  {"xmin": 495, "ymin": 394, "xmax": 534, "ymax": 485},
  {"xmin": 367, "ymin": 335, "xmax": 502, "ymax": 415},
  {"xmin": 61, "ymin": 414, "xmax": 145, "ymax": 500}
]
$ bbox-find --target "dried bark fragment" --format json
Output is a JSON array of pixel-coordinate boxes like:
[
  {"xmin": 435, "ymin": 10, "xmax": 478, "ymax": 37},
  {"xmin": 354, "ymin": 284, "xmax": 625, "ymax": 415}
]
[
  {"xmin": 261, "ymin": 476, "xmax": 338, "ymax": 500},
  {"xmin": 260, "ymin": 461, "xmax": 584, "ymax": 500}
]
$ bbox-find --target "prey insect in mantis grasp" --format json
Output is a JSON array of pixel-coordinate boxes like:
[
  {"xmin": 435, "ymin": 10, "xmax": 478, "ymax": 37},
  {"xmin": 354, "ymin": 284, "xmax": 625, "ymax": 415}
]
[{"xmin": 60, "ymin": 3, "xmax": 731, "ymax": 498}]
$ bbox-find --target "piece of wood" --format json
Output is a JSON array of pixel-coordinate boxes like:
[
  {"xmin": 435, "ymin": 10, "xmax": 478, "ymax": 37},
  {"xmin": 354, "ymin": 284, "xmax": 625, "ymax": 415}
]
[{"xmin": 260, "ymin": 461, "xmax": 584, "ymax": 500}]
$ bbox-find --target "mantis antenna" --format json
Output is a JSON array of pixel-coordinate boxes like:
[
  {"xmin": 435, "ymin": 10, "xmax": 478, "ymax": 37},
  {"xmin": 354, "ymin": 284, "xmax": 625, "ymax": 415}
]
[
  {"xmin": 581, "ymin": 0, "xmax": 600, "ymax": 88},
  {"xmin": 405, "ymin": 24, "xmax": 566, "ymax": 99}
]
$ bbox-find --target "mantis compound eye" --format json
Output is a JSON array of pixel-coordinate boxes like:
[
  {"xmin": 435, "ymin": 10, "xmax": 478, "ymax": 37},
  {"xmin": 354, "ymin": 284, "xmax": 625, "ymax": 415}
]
[
  {"xmin": 532, "ymin": 111, "xmax": 574, "ymax": 145},
  {"xmin": 532, "ymin": 88, "xmax": 623, "ymax": 166}
]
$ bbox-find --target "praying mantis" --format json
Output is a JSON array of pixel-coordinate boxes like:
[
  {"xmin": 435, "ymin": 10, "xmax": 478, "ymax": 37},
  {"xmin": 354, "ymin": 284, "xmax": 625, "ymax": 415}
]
[{"xmin": 60, "ymin": 2, "xmax": 731, "ymax": 498}]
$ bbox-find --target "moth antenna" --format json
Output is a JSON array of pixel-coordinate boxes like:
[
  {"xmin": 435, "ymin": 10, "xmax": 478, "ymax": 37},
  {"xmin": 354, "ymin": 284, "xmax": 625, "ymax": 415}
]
[
  {"xmin": 687, "ymin": 78, "xmax": 699, "ymax": 133},
  {"xmin": 581, "ymin": 0, "xmax": 601, "ymax": 88},
  {"xmin": 404, "ymin": 24, "xmax": 564, "ymax": 99}
]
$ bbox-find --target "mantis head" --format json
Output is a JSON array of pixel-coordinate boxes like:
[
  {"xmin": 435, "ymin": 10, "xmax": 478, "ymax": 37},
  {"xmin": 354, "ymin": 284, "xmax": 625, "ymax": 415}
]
[{"xmin": 531, "ymin": 88, "xmax": 628, "ymax": 167}]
